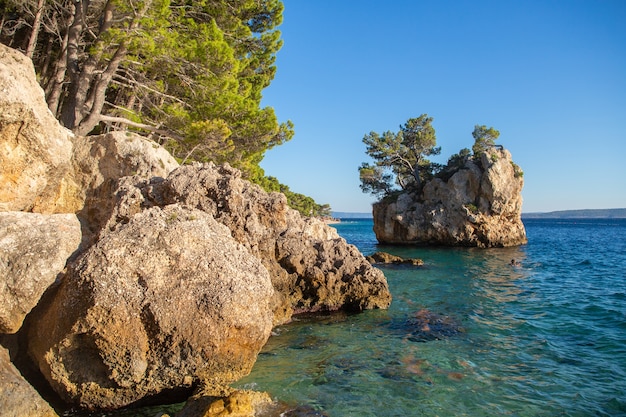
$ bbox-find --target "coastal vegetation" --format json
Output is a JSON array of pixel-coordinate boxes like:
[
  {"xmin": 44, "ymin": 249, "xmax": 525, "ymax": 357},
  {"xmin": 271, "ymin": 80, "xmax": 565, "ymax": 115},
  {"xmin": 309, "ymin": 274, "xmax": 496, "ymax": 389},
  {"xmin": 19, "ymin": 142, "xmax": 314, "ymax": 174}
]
[
  {"xmin": 0, "ymin": 0, "xmax": 329, "ymax": 216},
  {"xmin": 358, "ymin": 114, "xmax": 507, "ymax": 199}
]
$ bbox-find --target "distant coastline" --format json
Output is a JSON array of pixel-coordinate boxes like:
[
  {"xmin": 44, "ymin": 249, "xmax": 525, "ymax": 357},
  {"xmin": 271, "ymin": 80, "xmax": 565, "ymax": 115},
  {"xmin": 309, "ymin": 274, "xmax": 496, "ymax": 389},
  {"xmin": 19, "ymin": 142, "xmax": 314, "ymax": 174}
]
[
  {"xmin": 523, "ymin": 208, "xmax": 626, "ymax": 219},
  {"xmin": 333, "ymin": 209, "xmax": 626, "ymax": 220},
  {"xmin": 332, "ymin": 212, "xmax": 373, "ymax": 219}
]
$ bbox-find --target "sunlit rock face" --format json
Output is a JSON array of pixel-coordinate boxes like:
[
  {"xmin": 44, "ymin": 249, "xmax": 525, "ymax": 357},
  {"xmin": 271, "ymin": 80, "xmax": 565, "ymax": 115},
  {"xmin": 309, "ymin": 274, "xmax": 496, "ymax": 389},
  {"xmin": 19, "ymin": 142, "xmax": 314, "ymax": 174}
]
[
  {"xmin": 373, "ymin": 148, "xmax": 527, "ymax": 248},
  {"xmin": 28, "ymin": 205, "xmax": 275, "ymax": 410},
  {"xmin": 1, "ymin": 41, "xmax": 392, "ymax": 413},
  {"xmin": 0, "ymin": 212, "xmax": 81, "ymax": 334},
  {"xmin": 105, "ymin": 162, "xmax": 392, "ymax": 325},
  {"xmin": 0, "ymin": 44, "xmax": 73, "ymax": 213}
]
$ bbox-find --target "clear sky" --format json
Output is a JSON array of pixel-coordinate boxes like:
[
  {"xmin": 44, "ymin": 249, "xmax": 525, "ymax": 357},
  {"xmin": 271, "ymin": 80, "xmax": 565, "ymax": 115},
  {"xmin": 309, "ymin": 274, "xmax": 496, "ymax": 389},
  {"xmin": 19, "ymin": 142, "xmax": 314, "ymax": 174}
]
[{"xmin": 259, "ymin": 0, "xmax": 626, "ymax": 214}]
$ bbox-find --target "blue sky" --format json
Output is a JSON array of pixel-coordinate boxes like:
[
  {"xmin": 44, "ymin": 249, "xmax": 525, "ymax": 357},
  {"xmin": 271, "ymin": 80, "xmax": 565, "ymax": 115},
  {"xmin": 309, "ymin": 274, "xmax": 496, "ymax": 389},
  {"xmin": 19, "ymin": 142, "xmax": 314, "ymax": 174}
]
[{"xmin": 259, "ymin": 0, "xmax": 626, "ymax": 213}]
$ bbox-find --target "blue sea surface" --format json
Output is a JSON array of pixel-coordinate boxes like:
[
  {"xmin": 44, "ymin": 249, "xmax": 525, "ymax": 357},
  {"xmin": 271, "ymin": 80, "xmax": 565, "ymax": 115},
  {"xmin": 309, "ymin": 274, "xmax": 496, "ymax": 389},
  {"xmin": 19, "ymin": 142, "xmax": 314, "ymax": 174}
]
[{"xmin": 235, "ymin": 218, "xmax": 626, "ymax": 416}]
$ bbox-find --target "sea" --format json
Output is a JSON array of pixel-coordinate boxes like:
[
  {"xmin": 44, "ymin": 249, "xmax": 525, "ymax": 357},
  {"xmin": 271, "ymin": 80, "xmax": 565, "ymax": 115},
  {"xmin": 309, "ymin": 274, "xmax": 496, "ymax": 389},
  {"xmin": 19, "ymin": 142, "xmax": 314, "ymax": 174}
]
[
  {"xmin": 74, "ymin": 218, "xmax": 626, "ymax": 417},
  {"xmin": 231, "ymin": 218, "xmax": 626, "ymax": 417}
]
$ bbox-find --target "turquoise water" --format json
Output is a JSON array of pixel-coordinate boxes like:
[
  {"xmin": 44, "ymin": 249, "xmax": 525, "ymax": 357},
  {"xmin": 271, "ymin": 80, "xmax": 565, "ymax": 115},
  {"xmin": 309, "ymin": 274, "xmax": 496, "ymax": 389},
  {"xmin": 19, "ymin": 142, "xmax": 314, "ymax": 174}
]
[{"xmin": 235, "ymin": 218, "xmax": 626, "ymax": 416}]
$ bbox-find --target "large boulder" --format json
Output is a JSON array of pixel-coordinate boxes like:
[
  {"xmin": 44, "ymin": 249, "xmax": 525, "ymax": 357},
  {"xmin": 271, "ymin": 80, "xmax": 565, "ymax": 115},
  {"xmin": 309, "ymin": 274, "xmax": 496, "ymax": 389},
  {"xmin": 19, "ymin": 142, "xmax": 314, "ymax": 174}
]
[
  {"xmin": 0, "ymin": 346, "xmax": 58, "ymax": 417},
  {"xmin": 0, "ymin": 44, "xmax": 73, "ymax": 213},
  {"xmin": 373, "ymin": 148, "xmax": 527, "ymax": 247},
  {"xmin": 0, "ymin": 212, "xmax": 81, "ymax": 334},
  {"xmin": 67, "ymin": 131, "xmax": 179, "ymax": 243},
  {"xmin": 0, "ymin": 43, "xmax": 179, "ymax": 223},
  {"xmin": 28, "ymin": 205, "xmax": 274, "ymax": 410},
  {"xmin": 107, "ymin": 163, "xmax": 392, "ymax": 324}
]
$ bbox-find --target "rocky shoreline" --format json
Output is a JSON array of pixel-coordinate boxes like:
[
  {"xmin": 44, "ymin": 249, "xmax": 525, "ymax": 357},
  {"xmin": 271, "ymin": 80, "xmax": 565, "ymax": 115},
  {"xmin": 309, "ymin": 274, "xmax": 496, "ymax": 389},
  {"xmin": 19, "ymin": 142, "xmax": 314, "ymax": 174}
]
[{"xmin": 0, "ymin": 43, "xmax": 391, "ymax": 416}]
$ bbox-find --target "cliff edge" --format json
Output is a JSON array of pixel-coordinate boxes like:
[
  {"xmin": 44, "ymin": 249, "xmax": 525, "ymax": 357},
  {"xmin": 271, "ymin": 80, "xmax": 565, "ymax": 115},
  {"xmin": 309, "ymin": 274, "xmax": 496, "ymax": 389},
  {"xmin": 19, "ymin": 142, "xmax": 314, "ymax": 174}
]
[{"xmin": 373, "ymin": 147, "xmax": 527, "ymax": 247}]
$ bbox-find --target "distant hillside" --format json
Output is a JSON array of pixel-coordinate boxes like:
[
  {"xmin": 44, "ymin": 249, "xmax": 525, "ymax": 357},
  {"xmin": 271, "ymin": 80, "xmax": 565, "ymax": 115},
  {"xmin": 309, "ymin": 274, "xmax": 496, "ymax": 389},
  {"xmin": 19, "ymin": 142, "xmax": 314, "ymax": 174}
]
[
  {"xmin": 332, "ymin": 211, "xmax": 373, "ymax": 219},
  {"xmin": 522, "ymin": 208, "xmax": 626, "ymax": 219}
]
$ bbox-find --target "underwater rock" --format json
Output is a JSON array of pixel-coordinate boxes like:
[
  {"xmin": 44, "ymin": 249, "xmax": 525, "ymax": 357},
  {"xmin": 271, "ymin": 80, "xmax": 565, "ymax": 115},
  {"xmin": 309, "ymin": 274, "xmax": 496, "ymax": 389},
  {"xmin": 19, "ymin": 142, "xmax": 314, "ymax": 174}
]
[{"xmin": 405, "ymin": 309, "xmax": 464, "ymax": 342}]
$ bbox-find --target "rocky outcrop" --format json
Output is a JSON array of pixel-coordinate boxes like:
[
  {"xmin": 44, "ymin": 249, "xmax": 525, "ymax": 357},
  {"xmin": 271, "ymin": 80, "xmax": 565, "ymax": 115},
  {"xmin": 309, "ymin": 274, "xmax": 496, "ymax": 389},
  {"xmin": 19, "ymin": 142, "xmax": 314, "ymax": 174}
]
[
  {"xmin": 68, "ymin": 131, "xmax": 179, "ymax": 243},
  {"xmin": 0, "ymin": 44, "xmax": 73, "ymax": 213},
  {"xmin": 1, "ymin": 42, "xmax": 391, "ymax": 413},
  {"xmin": 104, "ymin": 163, "xmax": 392, "ymax": 325},
  {"xmin": 0, "ymin": 212, "xmax": 81, "ymax": 334},
  {"xmin": 176, "ymin": 384, "xmax": 274, "ymax": 417},
  {"xmin": 0, "ymin": 346, "xmax": 58, "ymax": 417},
  {"xmin": 373, "ymin": 148, "xmax": 527, "ymax": 247},
  {"xmin": 28, "ymin": 205, "xmax": 274, "ymax": 410}
]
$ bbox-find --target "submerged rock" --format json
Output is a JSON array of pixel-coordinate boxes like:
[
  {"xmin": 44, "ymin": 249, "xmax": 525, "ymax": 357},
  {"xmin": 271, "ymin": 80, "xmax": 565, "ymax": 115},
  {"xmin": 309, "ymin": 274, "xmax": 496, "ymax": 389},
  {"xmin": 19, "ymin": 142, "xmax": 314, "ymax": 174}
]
[
  {"xmin": 405, "ymin": 309, "xmax": 464, "ymax": 342},
  {"xmin": 28, "ymin": 205, "xmax": 274, "ymax": 410},
  {"xmin": 373, "ymin": 148, "xmax": 527, "ymax": 247}
]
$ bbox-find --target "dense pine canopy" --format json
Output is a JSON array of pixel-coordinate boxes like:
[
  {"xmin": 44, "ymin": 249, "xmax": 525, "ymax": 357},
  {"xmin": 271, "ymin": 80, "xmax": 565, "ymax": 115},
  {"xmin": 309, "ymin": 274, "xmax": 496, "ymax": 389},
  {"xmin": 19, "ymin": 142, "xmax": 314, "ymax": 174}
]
[{"xmin": 1, "ymin": 0, "xmax": 329, "ymax": 216}]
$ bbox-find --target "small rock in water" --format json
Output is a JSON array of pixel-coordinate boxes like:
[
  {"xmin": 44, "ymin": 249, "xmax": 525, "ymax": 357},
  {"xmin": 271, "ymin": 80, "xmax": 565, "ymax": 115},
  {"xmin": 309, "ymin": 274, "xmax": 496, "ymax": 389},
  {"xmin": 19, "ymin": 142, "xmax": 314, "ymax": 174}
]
[{"xmin": 365, "ymin": 251, "xmax": 424, "ymax": 266}]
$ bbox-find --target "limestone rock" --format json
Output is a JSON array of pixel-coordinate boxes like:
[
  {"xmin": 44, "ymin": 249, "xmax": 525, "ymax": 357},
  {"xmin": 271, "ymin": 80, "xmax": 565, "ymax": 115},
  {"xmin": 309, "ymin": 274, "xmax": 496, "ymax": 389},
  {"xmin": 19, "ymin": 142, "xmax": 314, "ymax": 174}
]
[
  {"xmin": 176, "ymin": 384, "xmax": 273, "ymax": 417},
  {"xmin": 0, "ymin": 212, "xmax": 81, "ymax": 334},
  {"xmin": 28, "ymin": 205, "xmax": 274, "ymax": 410},
  {"xmin": 0, "ymin": 43, "xmax": 178, "ymax": 222},
  {"xmin": 366, "ymin": 252, "xmax": 424, "ymax": 266},
  {"xmin": 373, "ymin": 148, "xmax": 527, "ymax": 247},
  {"xmin": 68, "ymin": 131, "xmax": 179, "ymax": 241},
  {"xmin": 0, "ymin": 346, "xmax": 59, "ymax": 417},
  {"xmin": 110, "ymin": 163, "xmax": 392, "ymax": 324},
  {"xmin": 0, "ymin": 44, "xmax": 73, "ymax": 213}
]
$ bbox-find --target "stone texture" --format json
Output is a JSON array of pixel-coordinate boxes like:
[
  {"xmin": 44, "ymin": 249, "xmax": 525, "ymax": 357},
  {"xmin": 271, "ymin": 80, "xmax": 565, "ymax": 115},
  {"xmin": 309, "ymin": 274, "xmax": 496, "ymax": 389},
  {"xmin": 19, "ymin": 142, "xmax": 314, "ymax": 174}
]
[
  {"xmin": 365, "ymin": 252, "xmax": 424, "ymax": 266},
  {"xmin": 0, "ymin": 44, "xmax": 178, "ymax": 222},
  {"xmin": 28, "ymin": 205, "xmax": 274, "ymax": 410},
  {"xmin": 176, "ymin": 384, "xmax": 274, "ymax": 417},
  {"xmin": 373, "ymin": 148, "xmax": 527, "ymax": 247},
  {"xmin": 0, "ymin": 44, "xmax": 73, "ymax": 213},
  {"xmin": 0, "ymin": 212, "xmax": 82, "ymax": 334},
  {"xmin": 106, "ymin": 163, "xmax": 392, "ymax": 324},
  {"xmin": 67, "ymin": 131, "xmax": 179, "ymax": 243},
  {"xmin": 0, "ymin": 346, "xmax": 58, "ymax": 417}
]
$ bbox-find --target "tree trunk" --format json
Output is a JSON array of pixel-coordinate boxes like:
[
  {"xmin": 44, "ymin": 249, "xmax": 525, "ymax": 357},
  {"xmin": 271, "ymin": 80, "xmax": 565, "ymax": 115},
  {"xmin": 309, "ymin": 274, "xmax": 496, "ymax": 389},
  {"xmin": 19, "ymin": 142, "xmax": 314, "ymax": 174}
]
[
  {"xmin": 45, "ymin": 29, "xmax": 69, "ymax": 115},
  {"xmin": 74, "ymin": 43, "xmax": 128, "ymax": 136},
  {"xmin": 25, "ymin": 0, "xmax": 45, "ymax": 58},
  {"xmin": 59, "ymin": 0, "xmax": 88, "ymax": 129}
]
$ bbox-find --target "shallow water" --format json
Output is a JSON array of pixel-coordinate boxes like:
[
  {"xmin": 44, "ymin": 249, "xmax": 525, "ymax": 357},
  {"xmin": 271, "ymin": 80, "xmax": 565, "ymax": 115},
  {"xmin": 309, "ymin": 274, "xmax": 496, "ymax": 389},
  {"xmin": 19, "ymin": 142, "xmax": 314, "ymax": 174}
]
[{"xmin": 234, "ymin": 218, "xmax": 626, "ymax": 416}]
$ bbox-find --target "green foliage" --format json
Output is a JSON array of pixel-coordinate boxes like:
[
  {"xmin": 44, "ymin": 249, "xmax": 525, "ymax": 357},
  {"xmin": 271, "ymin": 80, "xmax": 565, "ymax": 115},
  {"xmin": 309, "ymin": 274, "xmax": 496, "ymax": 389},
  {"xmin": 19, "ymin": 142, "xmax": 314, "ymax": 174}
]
[
  {"xmin": 436, "ymin": 147, "xmax": 471, "ymax": 181},
  {"xmin": 1, "ymin": 0, "xmax": 331, "ymax": 214},
  {"xmin": 465, "ymin": 203, "xmax": 479, "ymax": 214},
  {"xmin": 0, "ymin": 0, "xmax": 294, "ymax": 174},
  {"xmin": 472, "ymin": 125, "xmax": 500, "ymax": 155},
  {"xmin": 256, "ymin": 175, "xmax": 332, "ymax": 217},
  {"xmin": 358, "ymin": 162, "xmax": 394, "ymax": 198},
  {"xmin": 359, "ymin": 114, "xmax": 441, "ymax": 197},
  {"xmin": 360, "ymin": 119, "xmax": 513, "ymax": 201},
  {"xmin": 511, "ymin": 161, "xmax": 524, "ymax": 178}
]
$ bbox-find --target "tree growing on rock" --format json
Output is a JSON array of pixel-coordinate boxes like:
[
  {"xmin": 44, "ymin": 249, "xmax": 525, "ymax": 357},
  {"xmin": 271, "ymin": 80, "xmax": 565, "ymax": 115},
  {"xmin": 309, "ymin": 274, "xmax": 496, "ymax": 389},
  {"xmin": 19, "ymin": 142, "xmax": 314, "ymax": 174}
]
[
  {"xmin": 471, "ymin": 124, "xmax": 500, "ymax": 155},
  {"xmin": 359, "ymin": 114, "xmax": 441, "ymax": 197}
]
